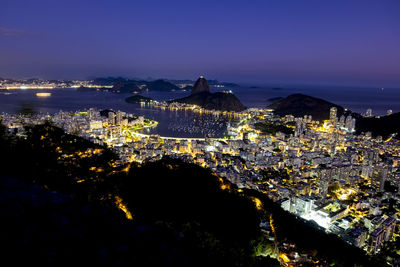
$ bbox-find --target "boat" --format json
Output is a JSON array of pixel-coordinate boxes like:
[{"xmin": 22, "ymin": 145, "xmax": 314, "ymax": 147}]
[{"xmin": 36, "ymin": 92, "xmax": 52, "ymax": 97}]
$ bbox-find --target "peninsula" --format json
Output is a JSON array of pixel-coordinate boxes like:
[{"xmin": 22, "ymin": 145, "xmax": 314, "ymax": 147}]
[
  {"xmin": 268, "ymin": 93, "xmax": 400, "ymax": 137},
  {"xmin": 173, "ymin": 76, "xmax": 246, "ymax": 112}
]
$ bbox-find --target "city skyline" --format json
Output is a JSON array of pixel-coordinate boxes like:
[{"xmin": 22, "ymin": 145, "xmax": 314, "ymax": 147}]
[
  {"xmin": 1, "ymin": 0, "xmax": 400, "ymax": 87},
  {"xmin": 2, "ymin": 1, "xmax": 400, "ymax": 266}
]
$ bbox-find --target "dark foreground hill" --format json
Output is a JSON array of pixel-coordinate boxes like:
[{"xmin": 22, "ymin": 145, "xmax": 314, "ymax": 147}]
[
  {"xmin": 0, "ymin": 168, "xmax": 276, "ymax": 266},
  {"xmin": 0, "ymin": 176, "xmax": 144, "ymax": 266},
  {"xmin": 268, "ymin": 93, "xmax": 400, "ymax": 137},
  {"xmin": 174, "ymin": 91, "xmax": 246, "ymax": 112}
]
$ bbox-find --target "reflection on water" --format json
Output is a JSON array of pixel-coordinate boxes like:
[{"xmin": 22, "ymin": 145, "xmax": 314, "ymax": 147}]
[
  {"xmin": 168, "ymin": 114, "xmax": 227, "ymax": 137},
  {"xmin": 137, "ymin": 112, "xmax": 229, "ymax": 138},
  {"xmin": 130, "ymin": 105, "xmax": 232, "ymax": 138}
]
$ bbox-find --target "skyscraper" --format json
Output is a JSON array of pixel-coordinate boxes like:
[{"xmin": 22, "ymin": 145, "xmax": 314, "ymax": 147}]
[
  {"xmin": 339, "ymin": 115, "xmax": 345, "ymax": 128},
  {"xmin": 116, "ymin": 111, "xmax": 122, "ymax": 126},
  {"xmin": 379, "ymin": 167, "xmax": 388, "ymax": 192},
  {"xmin": 108, "ymin": 112, "xmax": 116, "ymax": 125},
  {"xmin": 295, "ymin": 118, "xmax": 305, "ymax": 136},
  {"xmin": 330, "ymin": 107, "xmax": 337, "ymax": 126},
  {"xmin": 345, "ymin": 115, "xmax": 352, "ymax": 131}
]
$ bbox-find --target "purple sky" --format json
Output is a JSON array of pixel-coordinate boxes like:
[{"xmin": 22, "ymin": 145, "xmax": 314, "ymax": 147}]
[{"xmin": 1, "ymin": 0, "xmax": 399, "ymax": 87}]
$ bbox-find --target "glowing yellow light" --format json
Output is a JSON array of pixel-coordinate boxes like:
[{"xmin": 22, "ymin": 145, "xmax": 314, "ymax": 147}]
[
  {"xmin": 336, "ymin": 188, "xmax": 356, "ymax": 201},
  {"xmin": 270, "ymin": 216, "xmax": 276, "ymax": 236},
  {"xmin": 279, "ymin": 253, "xmax": 290, "ymax": 263},
  {"xmin": 216, "ymin": 177, "xmax": 231, "ymax": 190},
  {"xmin": 115, "ymin": 196, "xmax": 133, "ymax": 220},
  {"xmin": 36, "ymin": 92, "xmax": 51, "ymax": 97},
  {"xmin": 220, "ymin": 184, "xmax": 228, "ymax": 190},
  {"xmin": 121, "ymin": 165, "xmax": 130, "ymax": 173},
  {"xmin": 252, "ymin": 197, "xmax": 263, "ymax": 210}
]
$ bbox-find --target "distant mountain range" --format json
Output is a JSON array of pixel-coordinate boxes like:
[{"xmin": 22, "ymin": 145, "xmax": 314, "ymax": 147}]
[
  {"xmin": 88, "ymin": 77, "xmax": 239, "ymax": 94},
  {"xmin": 89, "ymin": 77, "xmax": 180, "ymax": 93},
  {"xmin": 268, "ymin": 93, "xmax": 400, "ymax": 137},
  {"xmin": 165, "ymin": 79, "xmax": 239, "ymax": 87}
]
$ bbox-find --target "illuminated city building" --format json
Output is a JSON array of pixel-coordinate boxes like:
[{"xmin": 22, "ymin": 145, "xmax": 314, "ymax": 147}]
[
  {"xmin": 369, "ymin": 228, "xmax": 384, "ymax": 254},
  {"xmin": 329, "ymin": 107, "xmax": 337, "ymax": 126}
]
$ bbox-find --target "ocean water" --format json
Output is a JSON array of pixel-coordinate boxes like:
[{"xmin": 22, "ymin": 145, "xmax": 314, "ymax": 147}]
[{"xmin": 0, "ymin": 86, "xmax": 399, "ymax": 137}]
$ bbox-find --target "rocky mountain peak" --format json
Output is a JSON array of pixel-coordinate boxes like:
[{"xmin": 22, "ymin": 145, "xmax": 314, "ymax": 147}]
[{"xmin": 191, "ymin": 76, "xmax": 210, "ymax": 95}]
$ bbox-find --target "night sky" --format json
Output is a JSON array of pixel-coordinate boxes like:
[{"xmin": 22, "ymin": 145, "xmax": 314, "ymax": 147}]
[{"xmin": 1, "ymin": 0, "xmax": 399, "ymax": 87}]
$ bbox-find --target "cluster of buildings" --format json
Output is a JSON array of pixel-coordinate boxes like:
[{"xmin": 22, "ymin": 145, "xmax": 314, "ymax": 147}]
[
  {"xmin": 1, "ymin": 104, "xmax": 399, "ymax": 256},
  {"xmin": 258, "ymin": 112, "xmax": 399, "ymax": 254},
  {"xmin": 329, "ymin": 107, "xmax": 356, "ymax": 132},
  {"xmin": 1, "ymin": 108, "xmax": 155, "ymax": 153},
  {"xmin": 152, "ymin": 100, "xmax": 245, "ymax": 118},
  {"xmin": 0, "ymin": 78, "xmax": 112, "ymax": 90}
]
